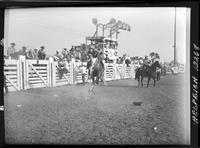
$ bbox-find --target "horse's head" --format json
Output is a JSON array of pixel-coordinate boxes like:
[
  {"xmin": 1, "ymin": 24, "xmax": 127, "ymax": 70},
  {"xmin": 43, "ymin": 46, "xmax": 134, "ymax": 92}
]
[
  {"xmin": 153, "ymin": 61, "xmax": 162, "ymax": 68},
  {"xmin": 150, "ymin": 61, "xmax": 162, "ymax": 72}
]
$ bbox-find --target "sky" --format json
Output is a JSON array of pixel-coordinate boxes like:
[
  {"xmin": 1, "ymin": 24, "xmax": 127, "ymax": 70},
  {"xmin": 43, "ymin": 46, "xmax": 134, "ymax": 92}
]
[{"xmin": 4, "ymin": 7, "xmax": 188, "ymax": 63}]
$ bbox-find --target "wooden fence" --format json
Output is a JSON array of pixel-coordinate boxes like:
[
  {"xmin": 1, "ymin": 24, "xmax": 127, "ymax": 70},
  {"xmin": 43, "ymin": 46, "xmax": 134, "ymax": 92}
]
[{"xmin": 4, "ymin": 56, "xmax": 140, "ymax": 92}]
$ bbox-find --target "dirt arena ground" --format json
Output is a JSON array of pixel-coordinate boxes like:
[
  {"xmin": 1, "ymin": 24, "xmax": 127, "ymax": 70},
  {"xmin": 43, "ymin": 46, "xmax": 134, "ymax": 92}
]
[{"xmin": 4, "ymin": 74, "xmax": 189, "ymax": 145}]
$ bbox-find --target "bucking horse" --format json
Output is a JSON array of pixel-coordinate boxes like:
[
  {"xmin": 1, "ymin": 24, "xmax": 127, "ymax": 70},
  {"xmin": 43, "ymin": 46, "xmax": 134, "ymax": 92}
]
[
  {"xmin": 88, "ymin": 52, "xmax": 107, "ymax": 93},
  {"xmin": 53, "ymin": 56, "xmax": 70, "ymax": 79}
]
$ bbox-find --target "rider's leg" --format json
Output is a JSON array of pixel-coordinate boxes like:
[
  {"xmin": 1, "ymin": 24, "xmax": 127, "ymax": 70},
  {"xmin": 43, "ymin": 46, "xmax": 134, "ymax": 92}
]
[{"xmin": 90, "ymin": 66, "xmax": 93, "ymax": 75}]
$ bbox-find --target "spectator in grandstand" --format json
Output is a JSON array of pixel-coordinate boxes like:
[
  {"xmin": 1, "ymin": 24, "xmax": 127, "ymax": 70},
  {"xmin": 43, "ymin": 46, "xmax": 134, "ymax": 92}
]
[
  {"xmin": 104, "ymin": 54, "xmax": 109, "ymax": 63},
  {"xmin": 17, "ymin": 46, "xmax": 25, "ymax": 58},
  {"xmin": 138, "ymin": 57, "xmax": 143, "ymax": 65},
  {"xmin": 70, "ymin": 46, "xmax": 76, "ymax": 58},
  {"xmin": 33, "ymin": 48, "xmax": 39, "ymax": 60},
  {"xmin": 38, "ymin": 46, "xmax": 46, "ymax": 60},
  {"xmin": 59, "ymin": 48, "xmax": 70, "ymax": 62},
  {"xmin": 80, "ymin": 51, "xmax": 87, "ymax": 62},
  {"xmin": 125, "ymin": 55, "xmax": 131, "ymax": 67},
  {"xmin": 26, "ymin": 49, "xmax": 34, "ymax": 59},
  {"xmin": 125, "ymin": 58, "xmax": 131, "ymax": 67},
  {"xmin": 53, "ymin": 50, "xmax": 60, "ymax": 61},
  {"xmin": 66, "ymin": 51, "xmax": 72, "ymax": 63},
  {"xmin": 7, "ymin": 42, "xmax": 17, "ymax": 59},
  {"xmin": 19, "ymin": 46, "xmax": 27, "ymax": 57},
  {"xmin": 61, "ymin": 48, "xmax": 67, "ymax": 58},
  {"xmin": 87, "ymin": 48, "xmax": 93, "ymax": 57}
]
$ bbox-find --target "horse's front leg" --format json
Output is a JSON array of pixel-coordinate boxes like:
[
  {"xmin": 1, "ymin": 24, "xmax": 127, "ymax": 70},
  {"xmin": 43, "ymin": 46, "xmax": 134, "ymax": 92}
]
[
  {"xmin": 147, "ymin": 77, "xmax": 150, "ymax": 88},
  {"xmin": 96, "ymin": 76, "xmax": 99, "ymax": 84},
  {"xmin": 100, "ymin": 72, "xmax": 107, "ymax": 86},
  {"xmin": 91, "ymin": 75, "xmax": 95, "ymax": 85},
  {"xmin": 152, "ymin": 73, "xmax": 156, "ymax": 87},
  {"xmin": 141, "ymin": 76, "xmax": 143, "ymax": 87},
  {"xmin": 137, "ymin": 76, "xmax": 140, "ymax": 87},
  {"xmin": 153, "ymin": 77, "xmax": 156, "ymax": 87}
]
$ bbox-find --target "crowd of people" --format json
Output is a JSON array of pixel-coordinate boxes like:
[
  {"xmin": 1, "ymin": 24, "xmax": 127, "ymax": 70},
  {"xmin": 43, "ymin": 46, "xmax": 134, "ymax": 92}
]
[
  {"xmin": 5, "ymin": 42, "xmax": 176, "ymax": 71},
  {"xmin": 6, "ymin": 42, "xmax": 47, "ymax": 60}
]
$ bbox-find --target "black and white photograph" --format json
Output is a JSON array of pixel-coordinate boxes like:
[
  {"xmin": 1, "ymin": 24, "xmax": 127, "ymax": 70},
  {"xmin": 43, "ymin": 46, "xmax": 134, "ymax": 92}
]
[{"xmin": 0, "ymin": 2, "xmax": 198, "ymax": 146}]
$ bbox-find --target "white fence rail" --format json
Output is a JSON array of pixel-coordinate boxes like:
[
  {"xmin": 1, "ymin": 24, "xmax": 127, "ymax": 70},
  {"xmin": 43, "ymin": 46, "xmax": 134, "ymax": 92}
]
[{"xmin": 4, "ymin": 56, "xmax": 139, "ymax": 92}]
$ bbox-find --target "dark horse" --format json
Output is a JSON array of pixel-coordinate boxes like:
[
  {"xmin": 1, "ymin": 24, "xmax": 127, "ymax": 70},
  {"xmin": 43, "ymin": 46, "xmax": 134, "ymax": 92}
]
[{"xmin": 135, "ymin": 61, "xmax": 162, "ymax": 87}]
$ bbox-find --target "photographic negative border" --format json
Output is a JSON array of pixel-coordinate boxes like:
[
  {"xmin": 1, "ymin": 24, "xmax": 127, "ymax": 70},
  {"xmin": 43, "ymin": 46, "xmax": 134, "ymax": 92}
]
[{"xmin": 0, "ymin": 0, "xmax": 199, "ymax": 147}]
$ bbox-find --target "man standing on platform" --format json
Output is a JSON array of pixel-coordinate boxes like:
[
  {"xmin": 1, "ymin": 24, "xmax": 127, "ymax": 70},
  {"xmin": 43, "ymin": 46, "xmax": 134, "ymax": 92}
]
[
  {"xmin": 7, "ymin": 42, "xmax": 17, "ymax": 59},
  {"xmin": 38, "ymin": 46, "xmax": 46, "ymax": 60}
]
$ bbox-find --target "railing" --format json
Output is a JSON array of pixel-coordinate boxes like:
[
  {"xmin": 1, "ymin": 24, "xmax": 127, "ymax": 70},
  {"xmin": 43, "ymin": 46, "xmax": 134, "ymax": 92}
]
[{"xmin": 4, "ymin": 56, "xmax": 140, "ymax": 92}]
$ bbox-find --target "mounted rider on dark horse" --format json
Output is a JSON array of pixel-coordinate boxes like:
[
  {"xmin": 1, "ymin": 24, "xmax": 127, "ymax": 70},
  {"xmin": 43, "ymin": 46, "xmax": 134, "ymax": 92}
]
[{"xmin": 135, "ymin": 56, "xmax": 162, "ymax": 87}]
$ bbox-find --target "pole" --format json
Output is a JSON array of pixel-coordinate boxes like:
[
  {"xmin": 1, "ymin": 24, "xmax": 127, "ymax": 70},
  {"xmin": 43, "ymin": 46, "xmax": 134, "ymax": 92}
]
[
  {"xmin": 174, "ymin": 7, "xmax": 177, "ymax": 66},
  {"xmin": 102, "ymin": 25, "xmax": 105, "ymax": 37}
]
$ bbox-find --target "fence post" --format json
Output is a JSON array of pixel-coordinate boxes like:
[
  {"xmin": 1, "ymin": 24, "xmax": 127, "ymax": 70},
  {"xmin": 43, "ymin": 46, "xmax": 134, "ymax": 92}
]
[
  {"xmin": 52, "ymin": 60, "xmax": 56, "ymax": 87},
  {"xmin": 113, "ymin": 62, "xmax": 116, "ymax": 80},
  {"xmin": 25, "ymin": 59, "xmax": 29, "ymax": 89},
  {"xmin": 70, "ymin": 60, "xmax": 74, "ymax": 84},
  {"xmin": 19, "ymin": 55, "xmax": 26, "ymax": 90},
  {"xmin": 73, "ymin": 61, "xmax": 77, "ymax": 85},
  {"xmin": 130, "ymin": 63, "xmax": 133, "ymax": 79},
  {"xmin": 104, "ymin": 63, "xmax": 107, "ymax": 81},
  {"xmin": 16, "ymin": 58, "xmax": 20, "ymax": 90},
  {"xmin": 123, "ymin": 62, "xmax": 126, "ymax": 79},
  {"xmin": 48, "ymin": 57, "xmax": 54, "ymax": 87}
]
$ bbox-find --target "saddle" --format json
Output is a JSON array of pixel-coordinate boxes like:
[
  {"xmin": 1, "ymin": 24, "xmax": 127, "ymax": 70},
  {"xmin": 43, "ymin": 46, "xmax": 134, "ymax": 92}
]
[{"xmin": 141, "ymin": 64, "xmax": 149, "ymax": 71}]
